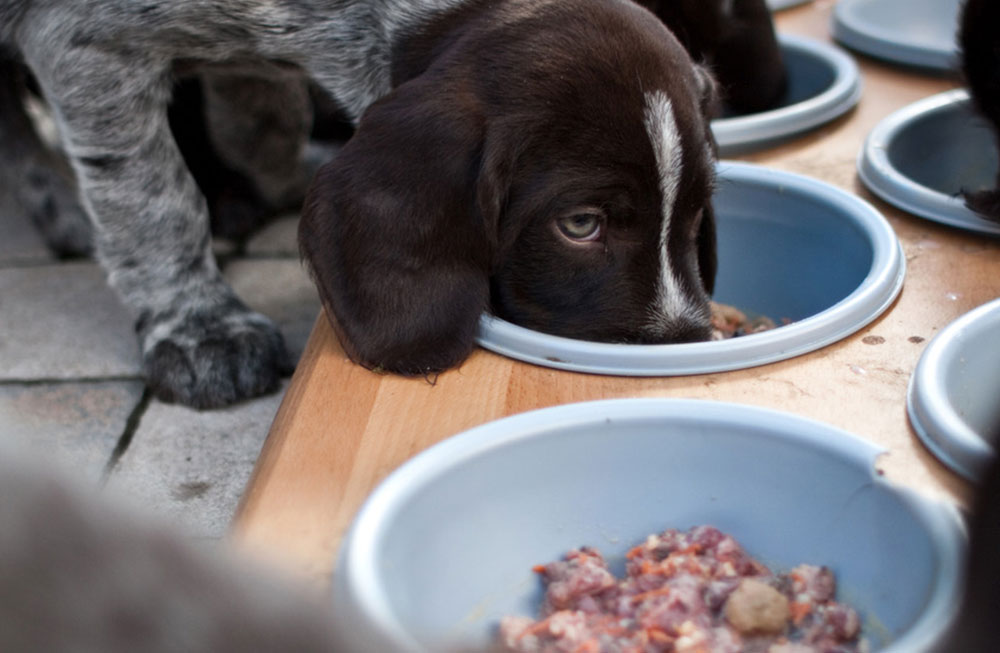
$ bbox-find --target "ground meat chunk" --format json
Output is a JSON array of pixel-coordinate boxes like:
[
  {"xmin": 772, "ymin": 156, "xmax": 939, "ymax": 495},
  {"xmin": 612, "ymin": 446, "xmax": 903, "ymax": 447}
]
[
  {"xmin": 534, "ymin": 547, "xmax": 618, "ymax": 614},
  {"xmin": 499, "ymin": 526, "xmax": 866, "ymax": 653},
  {"xmin": 789, "ymin": 565, "xmax": 836, "ymax": 603},
  {"xmin": 710, "ymin": 302, "xmax": 780, "ymax": 339}
]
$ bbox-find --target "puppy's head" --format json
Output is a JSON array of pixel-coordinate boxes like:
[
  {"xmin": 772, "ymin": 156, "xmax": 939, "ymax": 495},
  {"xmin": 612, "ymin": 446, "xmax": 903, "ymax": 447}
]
[{"xmin": 300, "ymin": 0, "xmax": 719, "ymax": 375}]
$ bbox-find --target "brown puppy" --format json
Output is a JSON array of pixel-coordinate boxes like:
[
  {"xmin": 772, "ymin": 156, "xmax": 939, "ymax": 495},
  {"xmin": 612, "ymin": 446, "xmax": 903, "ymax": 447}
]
[
  {"xmin": 635, "ymin": 0, "xmax": 787, "ymax": 114},
  {"xmin": 959, "ymin": 0, "xmax": 1000, "ymax": 221},
  {"xmin": 300, "ymin": 0, "xmax": 720, "ymax": 376}
]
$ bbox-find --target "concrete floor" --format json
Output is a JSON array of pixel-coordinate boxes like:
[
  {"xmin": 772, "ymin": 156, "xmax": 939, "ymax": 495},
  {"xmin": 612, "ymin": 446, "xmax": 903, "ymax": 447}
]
[{"xmin": 0, "ymin": 194, "xmax": 321, "ymax": 540}]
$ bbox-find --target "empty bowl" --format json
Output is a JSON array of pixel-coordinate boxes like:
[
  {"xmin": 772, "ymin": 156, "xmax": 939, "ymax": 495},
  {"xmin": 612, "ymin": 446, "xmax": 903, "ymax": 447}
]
[
  {"xmin": 832, "ymin": 0, "xmax": 961, "ymax": 72},
  {"xmin": 858, "ymin": 89, "xmax": 1000, "ymax": 236},
  {"xmin": 476, "ymin": 161, "xmax": 904, "ymax": 375},
  {"xmin": 712, "ymin": 34, "xmax": 862, "ymax": 154},
  {"xmin": 908, "ymin": 298, "xmax": 1000, "ymax": 482},
  {"xmin": 333, "ymin": 398, "xmax": 966, "ymax": 652}
]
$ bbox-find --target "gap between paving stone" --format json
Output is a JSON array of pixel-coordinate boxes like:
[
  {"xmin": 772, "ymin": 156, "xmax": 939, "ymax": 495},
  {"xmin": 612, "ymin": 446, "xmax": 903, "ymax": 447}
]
[
  {"xmin": 100, "ymin": 387, "xmax": 153, "ymax": 484},
  {"xmin": 103, "ymin": 382, "xmax": 289, "ymax": 539},
  {"xmin": 0, "ymin": 378, "xmax": 146, "ymax": 483},
  {"xmin": 2, "ymin": 211, "xmax": 313, "ymax": 533},
  {"xmin": 0, "ymin": 375, "xmax": 143, "ymax": 385}
]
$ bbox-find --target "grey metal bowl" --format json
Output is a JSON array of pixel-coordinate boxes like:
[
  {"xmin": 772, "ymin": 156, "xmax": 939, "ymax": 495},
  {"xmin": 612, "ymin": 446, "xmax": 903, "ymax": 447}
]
[
  {"xmin": 333, "ymin": 399, "xmax": 966, "ymax": 652},
  {"xmin": 832, "ymin": 0, "xmax": 961, "ymax": 72},
  {"xmin": 712, "ymin": 34, "xmax": 862, "ymax": 154},
  {"xmin": 908, "ymin": 298, "xmax": 1000, "ymax": 482},
  {"xmin": 859, "ymin": 89, "xmax": 1000, "ymax": 236},
  {"xmin": 475, "ymin": 161, "xmax": 904, "ymax": 376}
]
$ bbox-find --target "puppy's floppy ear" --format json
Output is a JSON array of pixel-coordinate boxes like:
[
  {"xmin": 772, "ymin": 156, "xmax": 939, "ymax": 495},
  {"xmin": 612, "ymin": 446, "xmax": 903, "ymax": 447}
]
[
  {"xmin": 299, "ymin": 78, "xmax": 502, "ymax": 375},
  {"xmin": 692, "ymin": 63, "xmax": 721, "ymax": 120}
]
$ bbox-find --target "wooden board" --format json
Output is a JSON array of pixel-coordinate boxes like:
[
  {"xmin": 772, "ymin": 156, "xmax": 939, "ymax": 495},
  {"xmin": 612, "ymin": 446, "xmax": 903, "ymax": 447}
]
[{"xmin": 232, "ymin": 1, "xmax": 999, "ymax": 586}]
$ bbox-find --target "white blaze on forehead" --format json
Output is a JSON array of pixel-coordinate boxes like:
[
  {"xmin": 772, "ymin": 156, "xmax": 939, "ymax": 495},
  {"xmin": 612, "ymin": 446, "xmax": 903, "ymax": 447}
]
[{"xmin": 642, "ymin": 90, "xmax": 699, "ymax": 332}]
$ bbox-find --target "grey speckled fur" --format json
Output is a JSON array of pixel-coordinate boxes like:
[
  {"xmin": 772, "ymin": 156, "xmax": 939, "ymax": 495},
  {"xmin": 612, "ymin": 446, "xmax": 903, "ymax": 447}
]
[{"xmin": 0, "ymin": 0, "xmax": 464, "ymax": 408}]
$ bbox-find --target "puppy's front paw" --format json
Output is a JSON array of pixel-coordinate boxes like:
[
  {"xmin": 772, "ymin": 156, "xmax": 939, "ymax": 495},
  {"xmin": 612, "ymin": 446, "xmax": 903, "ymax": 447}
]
[{"xmin": 141, "ymin": 309, "xmax": 293, "ymax": 409}]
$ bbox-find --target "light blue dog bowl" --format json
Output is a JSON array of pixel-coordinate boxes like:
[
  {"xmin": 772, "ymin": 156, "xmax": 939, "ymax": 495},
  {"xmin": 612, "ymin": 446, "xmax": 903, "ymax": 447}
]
[
  {"xmin": 832, "ymin": 0, "xmax": 962, "ymax": 72},
  {"xmin": 768, "ymin": 0, "xmax": 812, "ymax": 10},
  {"xmin": 859, "ymin": 89, "xmax": 1000, "ymax": 236},
  {"xmin": 476, "ymin": 161, "xmax": 904, "ymax": 376},
  {"xmin": 908, "ymin": 298, "xmax": 1000, "ymax": 481},
  {"xmin": 713, "ymin": 34, "xmax": 862, "ymax": 154},
  {"xmin": 333, "ymin": 399, "xmax": 966, "ymax": 652}
]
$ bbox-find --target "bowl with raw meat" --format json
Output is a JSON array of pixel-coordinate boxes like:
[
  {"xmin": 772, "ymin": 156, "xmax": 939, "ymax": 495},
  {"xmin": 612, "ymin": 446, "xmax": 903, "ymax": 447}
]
[
  {"xmin": 332, "ymin": 399, "xmax": 965, "ymax": 652},
  {"xmin": 476, "ymin": 162, "xmax": 904, "ymax": 376}
]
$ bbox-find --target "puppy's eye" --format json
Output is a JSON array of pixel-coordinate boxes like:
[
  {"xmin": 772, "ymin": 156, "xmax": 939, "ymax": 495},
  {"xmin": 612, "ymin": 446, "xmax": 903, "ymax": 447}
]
[{"xmin": 556, "ymin": 212, "xmax": 603, "ymax": 242}]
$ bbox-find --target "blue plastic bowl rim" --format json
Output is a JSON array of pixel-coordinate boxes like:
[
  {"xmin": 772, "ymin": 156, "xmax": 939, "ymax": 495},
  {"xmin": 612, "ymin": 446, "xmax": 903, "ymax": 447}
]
[
  {"xmin": 907, "ymin": 297, "xmax": 1000, "ymax": 481},
  {"xmin": 474, "ymin": 160, "xmax": 905, "ymax": 376},
  {"xmin": 832, "ymin": 0, "xmax": 960, "ymax": 72},
  {"xmin": 858, "ymin": 88, "xmax": 1000, "ymax": 237},
  {"xmin": 712, "ymin": 33, "xmax": 863, "ymax": 151},
  {"xmin": 767, "ymin": 0, "xmax": 813, "ymax": 10},
  {"xmin": 336, "ymin": 398, "xmax": 966, "ymax": 653}
]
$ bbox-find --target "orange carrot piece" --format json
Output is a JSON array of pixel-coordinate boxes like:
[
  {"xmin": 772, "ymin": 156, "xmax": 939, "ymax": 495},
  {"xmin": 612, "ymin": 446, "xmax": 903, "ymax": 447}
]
[
  {"xmin": 516, "ymin": 616, "xmax": 554, "ymax": 640},
  {"xmin": 628, "ymin": 586, "xmax": 675, "ymax": 604},
  {"xmin": 647, "ymin": 627, "xmax": 674, "ymax": 646},
  {"xmin": 790, "ymin": 601, "xmax": 813, "ymax": 624}
]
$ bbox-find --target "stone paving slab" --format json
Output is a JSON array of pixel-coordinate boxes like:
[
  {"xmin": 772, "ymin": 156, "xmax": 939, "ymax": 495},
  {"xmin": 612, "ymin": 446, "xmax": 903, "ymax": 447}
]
[
  {"xmin": 0, "ymin": 201, "xmax": 322, "ymax": 538},
  {"xmin": 224, "ymin": 258, "xmax": 321, "ymax": 362},
  {"xmin": 104, "ymin": 381, "xmax": 288, "ymax": 539},
  {"xmin": 98, "ymin": 260, "xmax": 319, "ymax": 536},
  {"xmin": 0, "ymin": 263, "xmax": 142, "ymax": 379},
  {"xmin": 0, "ymin": 380, "xmax": 144, "ymax": 482}
]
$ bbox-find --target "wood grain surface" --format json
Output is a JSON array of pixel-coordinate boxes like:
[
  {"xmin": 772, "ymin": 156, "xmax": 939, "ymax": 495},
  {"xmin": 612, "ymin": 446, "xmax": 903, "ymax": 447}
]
[{"xmin": 232, "ymin": 1, "xmax": 999, "ymax": 586}]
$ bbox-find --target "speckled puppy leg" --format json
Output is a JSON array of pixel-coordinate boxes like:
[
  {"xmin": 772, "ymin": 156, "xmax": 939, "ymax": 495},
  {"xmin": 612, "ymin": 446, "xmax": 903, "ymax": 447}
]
[{"xmin": 26, "ymin": 45, "xmax": 291, "ymax": 408}]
